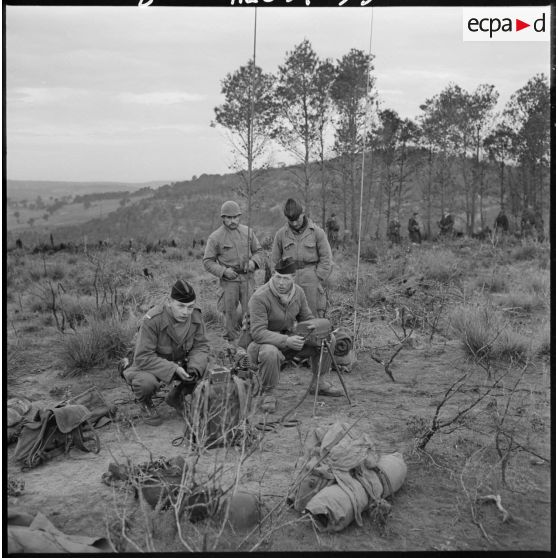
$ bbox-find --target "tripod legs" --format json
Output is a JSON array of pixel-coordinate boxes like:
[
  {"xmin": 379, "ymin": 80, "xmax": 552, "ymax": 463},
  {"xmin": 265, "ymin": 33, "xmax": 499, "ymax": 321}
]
[
  {"xmin": 312, "ymin": 339, "xmax": 326, "ymax": 417},
  {"xmin": 325, "ymin": 342, "xmax": 352, "ymax": 405},
  {"xmin": 280, "ymin": 337, "xmax": 353, "ymax": 423}
]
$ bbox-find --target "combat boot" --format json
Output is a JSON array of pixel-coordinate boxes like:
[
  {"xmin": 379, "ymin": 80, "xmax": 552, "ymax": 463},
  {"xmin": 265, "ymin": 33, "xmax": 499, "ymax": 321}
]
[
  {"xmin": 139, "ymin": 398, "xmax": 162, "ymax": 426},
  {"xmin": 309, "ymin": 378, "xmax": 343, "ymax": 397}
]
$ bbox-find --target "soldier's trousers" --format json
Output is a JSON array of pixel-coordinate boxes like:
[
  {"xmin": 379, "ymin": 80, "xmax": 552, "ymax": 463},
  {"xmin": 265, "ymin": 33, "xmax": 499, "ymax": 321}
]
[
  {"xmin": 124, "ymin": 370, "xmax": 162, "ymax": 403},
  {"xmin": 247, "ymin": 339, "xmax": 334, "ymax": 394},
  {"xmin": 219, "ymin": 276, "xmax": 254, "ymax": 341},
  {"xmin": 295, "ymin": 268, "xmax": 327, "ymax": 318}
]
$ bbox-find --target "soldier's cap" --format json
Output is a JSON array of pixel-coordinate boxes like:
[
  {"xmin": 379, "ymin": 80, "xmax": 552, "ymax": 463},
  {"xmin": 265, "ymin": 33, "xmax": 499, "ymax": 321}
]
[
  {"xmin": 171, "ymin": 279, "xmax": 196, "ymax": 303},
  {"xmin": 284, "ymin": 198, "xmax": 303, "ymax": 221},
  {"xmin": 274, "ymin": 257, "xmax": 297, "ymax": 275}
]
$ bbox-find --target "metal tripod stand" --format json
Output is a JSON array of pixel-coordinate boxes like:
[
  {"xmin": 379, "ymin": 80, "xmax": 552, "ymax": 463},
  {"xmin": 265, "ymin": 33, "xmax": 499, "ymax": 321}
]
[{"xmin": 281, "ymin": 331, "xmax": 352, "ymax": 423}]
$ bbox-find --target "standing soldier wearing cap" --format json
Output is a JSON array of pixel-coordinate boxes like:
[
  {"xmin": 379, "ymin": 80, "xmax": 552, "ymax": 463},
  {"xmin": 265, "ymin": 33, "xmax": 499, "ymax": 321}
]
[
  {"xmin": 271, "ymin": 198, "xmax": 332, "ymax": 318},
  {"xmin": 204, "ymin": 201, "xmax": 264, "ymax": 342},
  {"xmin": 121, "ymin": 279, "xmax": 210, "ymax": 426},
  {"xmin": 408, "ymin": 211, "xmax": 422, "ymax": 244},
  {"xmin": 248, "ymin": 256, "xmax": 343, "ymax": 411},
  {"xmin": 325, "ymin": 212, "xmax": 340, "ymax": 250}
]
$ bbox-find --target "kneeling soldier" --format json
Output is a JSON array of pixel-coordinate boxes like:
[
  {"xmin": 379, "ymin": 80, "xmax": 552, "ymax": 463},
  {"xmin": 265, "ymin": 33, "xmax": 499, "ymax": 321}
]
[
  {"xmin": 247, "ymin": 257, "xmax": 342, "ymax": 411},
  {"xmin": 123, "ymin": 279, "xmax": 210, "ymax": 425}
]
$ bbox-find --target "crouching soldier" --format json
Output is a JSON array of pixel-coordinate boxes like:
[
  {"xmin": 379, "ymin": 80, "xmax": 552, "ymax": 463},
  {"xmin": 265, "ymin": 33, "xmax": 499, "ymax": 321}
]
[
  {"xmin": 247, "ymin": 257, "xmax": 342, "ymax": 412},
  {"xmin": 122, "ymin": 279, "xmax": 210, "ymax": 426}
]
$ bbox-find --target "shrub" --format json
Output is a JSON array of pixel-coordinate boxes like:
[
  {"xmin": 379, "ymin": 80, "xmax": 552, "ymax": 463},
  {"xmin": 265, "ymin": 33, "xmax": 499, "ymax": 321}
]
[
  {"xmin": 491, "ymin": 329, "xmax": 531, "ymax": 361},
  {"xmin": 360, "ymin": 243, "xmax": 378, "ymax": 263},
  {"xmin": 165, "ymin": 249, "xmax": 184, "ymax": 261},
  {"xmin": 533, "ymin": 325, "xmax": 551, "ymax": 357},
  {"xmin": 449, "ymin": 304, "xmax": 529, "ymax": 362},
  {"xmin": 200, "ymin": 301, "xmax": 224, "ymax": 328},
  {"xmin": 497, "ymin": 292, "xmax": 546, "ymax": 314},
  {"xmin": 526, "ymin": 272, "xmax": 550, "ymax": 296},
  {"xmin": 48, "ymin": 264, "xmax": 66, "ymax": 281},
  {"xmin": 415, "ymin": 249, "xmax": 461, "ymax": 283},
  {"xmin": 511, "ymin": 243, "xmax": 539, "ymax": 261},
  {"xmin": 473, "ymin": 274, "xmax": 508, "ymax": 293},
  {"xmin": 29, "ymin": 297, "xmax": 49, "ymax": 313},
  {"xmin": 59, "ymin": 294, "xmax": 97, "ymax": 327},
  {"xmin": 58, "ymin": 317, "xmax": 136, "ymax": 375},
  {"xmin": 27, "ymin": 266, "xmax": 43, "ymax": 282}
]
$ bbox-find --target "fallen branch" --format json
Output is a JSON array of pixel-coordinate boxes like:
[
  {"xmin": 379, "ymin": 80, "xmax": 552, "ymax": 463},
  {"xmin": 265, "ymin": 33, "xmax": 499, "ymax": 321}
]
[{"xmin": 370, "ymin": 334, "xmax": 410, "ymax": 383}]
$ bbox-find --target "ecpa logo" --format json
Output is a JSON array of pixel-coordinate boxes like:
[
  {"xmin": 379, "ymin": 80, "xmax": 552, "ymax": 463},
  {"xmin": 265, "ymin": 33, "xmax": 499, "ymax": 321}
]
[{"xmin": 463, "ymin": 7, "xmax": 550, "ymax": 42}]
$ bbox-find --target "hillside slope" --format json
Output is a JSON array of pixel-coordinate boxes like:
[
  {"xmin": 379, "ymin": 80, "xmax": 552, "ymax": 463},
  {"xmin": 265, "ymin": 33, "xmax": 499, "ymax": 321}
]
[{"xmin": 7, "ymin": 152, "xmax": 516, "ymax": 246}]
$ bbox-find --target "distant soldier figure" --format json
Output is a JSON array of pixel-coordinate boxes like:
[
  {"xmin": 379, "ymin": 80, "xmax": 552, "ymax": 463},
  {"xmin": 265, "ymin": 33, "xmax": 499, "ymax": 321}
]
[
  {"xmin": 534, "ymin": 209, "xmax": 545, "ymax": 242},
  {"xmin": 521, "ymin": 207, "xmax": 536, "ymax": 238},
  {"xmin": 271, "ymin": 198, "xmax": 332, "ymax": 318},
  {"xmin": 438, "ymin": 212, "xmax": 454, "ymax": 237},
  {"xmin": 387, "ymin": 218, "xmax": 401, "ymax": 244},
  {"xmin": 15, "ymin": 238, "xmax": 23, "ymax": 250},
  {"xmin": 494, "ymin": 209, "xmax": 509, "ymax": 234},
  {"xmin": 325, "ymin": 213, "xmax": 340, "ymax": 250},
  {"xmin": 203, "ymin": 201, "xmax": 264, "ymax": 342},
  {"xmin": 408, "ymin": 211, "xmax": 422, "ymax": 244},
  {"xmin": 128, "ymin": 238, "xmax": 137, "ymax": 261}
]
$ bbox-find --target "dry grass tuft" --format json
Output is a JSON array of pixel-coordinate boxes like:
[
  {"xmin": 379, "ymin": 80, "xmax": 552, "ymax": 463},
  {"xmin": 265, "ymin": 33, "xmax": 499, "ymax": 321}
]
[
  {"xmin": 511, "ymin": 242, "xmax": 540, "ymax": 262},
  {"xmin": 200, "ymin": 301, "xmax": 225, "ymax": 328},
  {"xmin": 449, "ymin": 304, "xmax": 530, "ymax": 362},
  {"xmin": 473, "ymin": 274, "xmax": 508, "ymax": 294},
  {"xmin": 414, "ymin": 249, "xmax": 461, "ymax": 283},
  {"xmin": 57, "ymin": 316, "xmax": 136, "ymax": 375},
  {"xmin": 497, "ymin": 292, "xmax": 547, "ymax": 315}
]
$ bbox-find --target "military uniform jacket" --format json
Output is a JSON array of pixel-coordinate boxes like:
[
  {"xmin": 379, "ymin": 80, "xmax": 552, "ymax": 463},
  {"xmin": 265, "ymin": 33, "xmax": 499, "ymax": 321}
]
[
  {"xmin": 249, "ymin": 282, "xmax": 314, "ymax": 350},
  {"xmin": 408, "ymin": 217, "xmax": 420, "ymax": 232},
  {"xmin": 203, "ymin": 224, "xmax": 264, "ymax": 281},
  {"xmin": 128, "ymin": 305, "xmax": 210, "ymax": 384},
  {"xmin": 271, "ymin": 219, "xmax": 332, "ymax": 282}
]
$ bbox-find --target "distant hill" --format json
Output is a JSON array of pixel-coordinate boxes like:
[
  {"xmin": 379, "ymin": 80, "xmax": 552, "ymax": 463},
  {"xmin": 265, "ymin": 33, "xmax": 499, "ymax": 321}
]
[
  {"xmin": 7, "ymin": 152, "xmax": 521, "ymax": 247},
  {"xmin": 6, "ymin": 180, "xmax": 171, "ymax": 202}
]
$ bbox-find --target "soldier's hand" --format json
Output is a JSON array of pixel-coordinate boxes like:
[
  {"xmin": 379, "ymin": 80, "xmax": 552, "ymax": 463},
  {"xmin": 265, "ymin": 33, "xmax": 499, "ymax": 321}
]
[
  {"xmin": 175, "ymin": 366, "xmax": 194, "ymax": 382},
  {"xmin": 286, "ymin": 335, "xmax": 305, "ymax": 351},
  {"xmin": 247, "ymin": 260, "xmax": 256, "ymax": 272},
  {"xmin": 223, "ymin": 268, "xmax": 238, "ymax": 280}
]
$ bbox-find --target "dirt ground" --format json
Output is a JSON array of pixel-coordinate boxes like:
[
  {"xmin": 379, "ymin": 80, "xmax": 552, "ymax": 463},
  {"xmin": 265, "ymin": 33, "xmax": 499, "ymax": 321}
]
[{"xmin": 6, "ymin": 242, "xmax": 552, "ymax": 552}]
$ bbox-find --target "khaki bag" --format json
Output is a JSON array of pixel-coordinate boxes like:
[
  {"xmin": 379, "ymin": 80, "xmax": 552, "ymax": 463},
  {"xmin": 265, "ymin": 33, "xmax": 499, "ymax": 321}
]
[{"xmin": 14, "ymin": 405, "xmax": 100, "ymax": 470}]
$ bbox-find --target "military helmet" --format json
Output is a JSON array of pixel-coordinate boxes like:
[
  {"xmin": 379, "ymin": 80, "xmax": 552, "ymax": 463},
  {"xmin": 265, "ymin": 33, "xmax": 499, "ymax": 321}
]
[
  {"xmin": 221, "ymin": 200, "xmax": 242, "ymax": 217},
  {"xmin": 222, "ymin": 492, "xmax": 260, "ymax": 530}
]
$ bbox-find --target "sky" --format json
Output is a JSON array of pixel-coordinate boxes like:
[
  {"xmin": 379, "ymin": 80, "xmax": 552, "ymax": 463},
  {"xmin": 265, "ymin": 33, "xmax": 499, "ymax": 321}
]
[{"xmin": 6, "ymin": 5, "xmax": 551, "ymax": 183}]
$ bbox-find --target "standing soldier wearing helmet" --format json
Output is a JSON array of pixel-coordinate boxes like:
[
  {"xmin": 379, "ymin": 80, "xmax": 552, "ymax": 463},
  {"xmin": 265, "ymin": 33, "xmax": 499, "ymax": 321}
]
[
  {"xmin": 271, "ymin": 198, "xmax": 332, "ymax": 318},
  {"xmin": 204, "ymin": 201, "xmax": 264, "ymax": 342}
]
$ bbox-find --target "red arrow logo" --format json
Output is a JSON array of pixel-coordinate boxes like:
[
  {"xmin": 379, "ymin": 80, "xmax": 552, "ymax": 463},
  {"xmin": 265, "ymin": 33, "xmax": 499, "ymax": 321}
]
[{"xmin": 516, "ymin": 18, "xmax": 530, "ymax": 31}]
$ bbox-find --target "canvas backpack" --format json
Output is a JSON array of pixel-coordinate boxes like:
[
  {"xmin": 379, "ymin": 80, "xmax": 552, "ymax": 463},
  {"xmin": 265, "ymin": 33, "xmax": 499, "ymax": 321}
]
[
  {"xmin": 188, "ymin": 367, "xmax": 253, "ymax": 449},
  {"xmin": 14, "ymin": 405, "xmax": 100, "ymax": 470}
]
